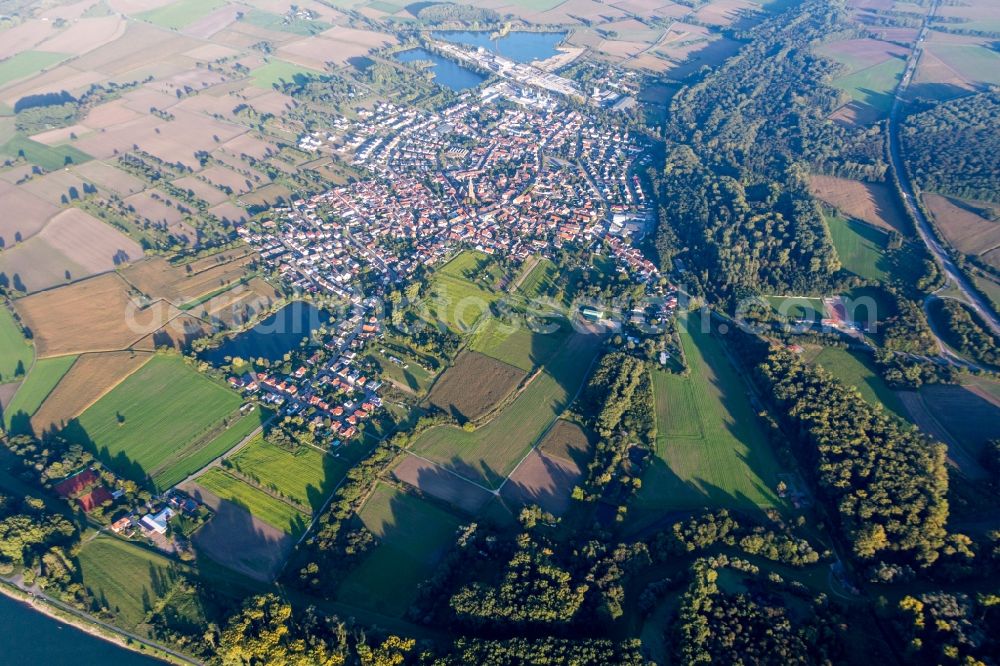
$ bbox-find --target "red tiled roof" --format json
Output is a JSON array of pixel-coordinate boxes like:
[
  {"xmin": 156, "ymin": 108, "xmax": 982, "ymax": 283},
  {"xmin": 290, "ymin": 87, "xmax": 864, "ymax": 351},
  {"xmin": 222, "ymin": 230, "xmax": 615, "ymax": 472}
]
[
  {"xmin": 77, "ymin": 486, "xmax": 112, "ymax": 512},
  {"xmin": 53, "ymin": 469, "xmax": 99, "ymax": 498}
]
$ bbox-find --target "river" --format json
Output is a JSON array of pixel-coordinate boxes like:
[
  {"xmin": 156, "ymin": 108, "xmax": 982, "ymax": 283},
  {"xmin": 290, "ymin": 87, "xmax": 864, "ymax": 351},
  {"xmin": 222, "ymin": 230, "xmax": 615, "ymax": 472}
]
[{"xmin": 0, "ymin": 592, "xmax": 165, "ymax": 665}]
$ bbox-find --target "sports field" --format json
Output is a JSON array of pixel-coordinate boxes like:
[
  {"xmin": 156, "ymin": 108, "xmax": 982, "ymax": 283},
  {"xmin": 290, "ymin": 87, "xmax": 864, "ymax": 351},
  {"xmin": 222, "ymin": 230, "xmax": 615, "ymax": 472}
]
[
  {"xmin": 411, "ymin": 330, "xmax": 602, "ymax": 489},
  {"xmin": 70, "ymin": 354, "xmax": 246, "ymax": 489},
  {"xmin": 195, "ymin": 468, "xmax": 308, "ymax": 536},
  {"xmin": 4, "ymin": 354, "xmax": 77, "ymax": 432},
  {"xmin": 229, "ymin": 434, "xmax": 347, "ymax": 512},
  {"xmin": 0, "ymin": 307, "xmax": 32, "ymax": 384},
  {"xmin": 137, "ymin": 0, "xmax": 227, "ymax": 29},
  {"xmin": 337, "ymin": 481, "xmax": 463, "ymax": 617},
  {"xmin": 632, "ymin": 316, "xmax": 781, "ymax": 524},
  {"xmin": 825, "ymin": 210, "xmax": 890, "ymax": 282}
]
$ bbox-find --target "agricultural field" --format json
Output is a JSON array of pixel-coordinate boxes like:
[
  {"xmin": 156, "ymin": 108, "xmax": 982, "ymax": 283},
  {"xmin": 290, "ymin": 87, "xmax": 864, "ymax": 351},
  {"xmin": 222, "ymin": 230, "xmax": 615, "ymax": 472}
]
[
  {"xmin": 514, "ymin": 257, "xmax": 565, "ymax": 303},
  {"xmin": 337, "ymin": 481, "xmax": 464, "ymax": 617},
  {"xmin": 764, "ymin": 295, "xmax": 825, "ymax": 323},
  {"xmin": 0, "ymin": 134, "xmax": 93, "ymax": 171},
  {"xmin": 468, "ymin": 318, "xmax": 571, "ymax": 372},
  {"xmin": 631, "ymin": 317, "xmax": 782, "ymax": 527},
  {"xmin": 426, "ymin": 350, "xmax": 526, "ymax": 423},
  {"xmin": 803, "ymin": 345, "xmax": 909, "ymax": 422},
  {"xmin": 808, "ymin": 174, "xmax": 910, "ymax": 234},
  {"xmin": 3, "ymin": 354, "xmax": 77, "ymax": 432},
  {"xmin": 137, "ymin": 0, "xmax": 228, "ymax": 30},
  {"xmin": 121, "ymin": 248, "xmax": 258, "ymax": 305},
  {"xmin": 251, "ymin": 59, "xmax": 325, "ymax": 88},
  {"xmin": 228, "ymin": 434, "xmax": 347, "ymax": 513},
  {"xmin": 425, "ymin": 251, "xmax": 504, "ymax": 334},
  {"xmin": 411, "ymin": 330, "xmax": 603, "ymax": 489},
  {"xmin": 68, "ymin": 354, "xmax": 248, "ymax": 489},
  {"xmin": 829, "ymin": 56, "xmax": 905, "ymax": 116},
  {"xmin": 923, "ymin": 42, "xmax": 1000, "ymax": 87},
  {"xmin": 13, "ymin": 272, "xmax": 179, "ymax": 357},
  {"xmin": 0, "ymin": 50, "xmax": 66, "ymax": 87},
  {"xmin": 815, "ymin": 37, "xmax": 908, "ymax": 75},
  {"xmin": 0, "ymin": 208, "xmax": 144, "ymax": 293},
  {"xmin": 0, "ymin": 181, "xmax": 59, "ymax": 246},
  {"xmin": 78, "ymin": 534, "xmax": 210, "ymax": 635},
  {"xmin": 824, "ymin": 210, "xmax": 892, "ymax": 282},
  {"xmin": 500, "ymin": 418, "xmax": 593, "ymax": 516},
  {"xmin": 30, "ymin": 350, "xmax": 152, "ymax": 434},
  {"xmin": 194, "ymin": 468, "xmax": 308, "ymax": 536},
  {"xmin": 923, "ymin": 194, "xmax": 1000, "ymax": 270},
  {"xmin": 0, "ymin": 306, "xmax": 32, "ymax": 384}
]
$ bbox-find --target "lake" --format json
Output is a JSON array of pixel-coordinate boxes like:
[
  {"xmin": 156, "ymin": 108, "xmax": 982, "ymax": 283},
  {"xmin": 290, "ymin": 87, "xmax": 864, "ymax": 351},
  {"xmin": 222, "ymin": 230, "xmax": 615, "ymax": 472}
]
[
  {"xmin": 200, "ymin": 301, "xmax": 331, "ymax": 365},
  {"xmin": 0, "ymin": 593, "xmax": 164, "ymax": 665},
  {"xmin": 394, "ymin": 47, "xmax": 486, "ymax": 92},
  {"xmin": 431, "ymin": 30, "xmax": 567, "ymax": 64}
]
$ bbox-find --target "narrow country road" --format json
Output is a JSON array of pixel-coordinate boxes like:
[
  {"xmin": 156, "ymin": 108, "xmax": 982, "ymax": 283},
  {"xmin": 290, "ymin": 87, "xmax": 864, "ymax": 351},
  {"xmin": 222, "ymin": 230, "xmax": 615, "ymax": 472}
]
[{"xmin": 886, "ymin": 0, "xmax": 1000, "ymax": 337}]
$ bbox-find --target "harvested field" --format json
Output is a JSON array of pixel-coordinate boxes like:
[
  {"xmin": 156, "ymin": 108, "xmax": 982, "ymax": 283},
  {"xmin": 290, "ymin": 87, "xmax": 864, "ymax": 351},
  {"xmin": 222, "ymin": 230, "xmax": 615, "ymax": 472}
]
[
  {"xmin": 182, "ymin": 480, "xmax": 294, "ymax": 581},
  {"xmin": 501, "ymin": 419, "xmax": 592, "ymax": 516},
  {"xmin": 29, "ymin": 123, "xmax": 91, "ymax": 146},
  {"xmin": 13, "ymin": 272, "xmax": 175, "ymax": 357},
  {"xmin": 190, "ymin": 278, "xmax": 280, "ymax": 330},
  {"xmin": 0, "ymin": 208, "xmax": 143, "ymax": 293},
  {"xmin": 0, "ymin": 182, "xmax": 58, "ymax": 245},
  {"xmin": 172, "ymin": 176, "xmax": 229, "ymax": 206},
  {"xmin": 693, "ymin": 0, "xmax": 760, "ymax": 27},
  {"xmin": 200, "ymin": 165, "xmax": 257, "ymax": 195},
  {"xmin": 80, "ymin": 99, "xmax": 144, "ymax": 130},
  {"xmin": 69, "ymin": 22, "xmax": 201, "ymax": 77},
  {"xmin": 412, "ymin": 330, "xmax": 603, "ymax": 489},
  {"xmin": 132, "ymin": 313, "xmax": 214, "ymax": 351},
  {"xmin": 910, "ymin": 47, "xmax": 976, "ymax": 101},
  {"xmin": 37, "ymin": 16, "xmax": 127, "ymax": 55},
  {"xmin": 123, "ymin": 189, "xmax": 185, "ymax": 226},
  {"xmin": 0, "ymin": 51, "xmax": 67, "ymax": 88},
  {"xmin": 815, "ymin": 37, "xmax": 908, "ymax": 74},
  {"xmin": 926, "ymin": 42, "xmax": 1000, "ymax": 86},
  {"xmin": 71, "ymin": 160, "xmax": 145, "ymax": 196},
  {"xmin": 31, "ymin": 350, "xmax": 152, "ymax": 433},
  {"xmin": 923, "ymin": 194, "xmax": 1000, "ymax": 270},
  {"xmin": 19, "ymin": 169, "xmax": 91, "ymax": 205},
  {"xmin": 898, "ymin": 386, "xmax": 992, "ymax": 480},
  {"xmin": 121, "ymin": 248, "xmax": 256, "ymax": 305},
  {"xmin": 137, "ymin": 0, "xmax": 227, "ymax": 30},
  {"xmin": 427, "ymin": 350, "xmax": 526, "ymax": 423},
  {"xmin": 182, "ymin": 4, "xmax": 241, "ymax": 39},
  {"xmin": 392, "ymin": 454, "xmax": 494, "ymax": 514},
  {"xmin": 0, "ymin": 21, "xmax": 56, "ymax": 60},
  {"xmin": 807, "ymin": 174, "xmax": 910, "ymax": 234}
]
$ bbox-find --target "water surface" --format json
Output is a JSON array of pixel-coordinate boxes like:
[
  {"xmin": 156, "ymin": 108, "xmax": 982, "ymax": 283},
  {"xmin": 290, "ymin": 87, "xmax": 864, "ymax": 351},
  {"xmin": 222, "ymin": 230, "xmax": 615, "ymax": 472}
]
[
  {"xmin": 394, "ymin": 47, "xmax": 486, "ymax": 91},
  {"xmin": 0, "ymin": 593, "xmax": 164, "ymax": 665},
  {"xmin": 200, "ymin": 301, "xmax": 331, "ymax": 365},
  {"xmin": 431, "ymin": 30, "xmax": 567, "ymax": 63}
]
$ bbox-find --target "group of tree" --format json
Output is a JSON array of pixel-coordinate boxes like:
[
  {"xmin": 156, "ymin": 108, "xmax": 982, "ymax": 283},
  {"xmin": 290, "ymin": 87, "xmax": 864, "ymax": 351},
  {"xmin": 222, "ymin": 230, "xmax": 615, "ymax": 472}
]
[
  {"xmin": 931, "ymin": 297, "xmax": 1000, "ymax": 367},
  {"xmin": 753, "ymin": 346, "xmax": 955, "ymax": 570},
  {"xmin": 901, "ymin": 90, "xmax": 1000, "ymax": 204},
  {"xmin": 671, "ymin": 556, "xmax": 846, "ymax": 665}
]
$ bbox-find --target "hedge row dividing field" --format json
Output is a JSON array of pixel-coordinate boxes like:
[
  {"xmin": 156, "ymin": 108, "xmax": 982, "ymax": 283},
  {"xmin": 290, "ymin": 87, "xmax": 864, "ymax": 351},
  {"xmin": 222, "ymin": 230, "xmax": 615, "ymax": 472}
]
[
  {"xmin": 631, "ymin": 316, "xmax": 782, "ymax": 527},
  {"xmin": 69, "ymin": 354, "xmax": 247, "ymax": 490},
  {"xmin": 411, "ymin": 329, "xmax": 603, "ymax": 489}
]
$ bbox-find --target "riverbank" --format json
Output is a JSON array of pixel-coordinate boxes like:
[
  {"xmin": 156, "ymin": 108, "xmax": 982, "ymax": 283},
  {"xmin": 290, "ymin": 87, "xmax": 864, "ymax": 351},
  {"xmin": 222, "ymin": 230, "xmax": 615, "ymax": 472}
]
[{"xmin": 0, "ymin": 577, "xmax": 198, "ymax": 665}]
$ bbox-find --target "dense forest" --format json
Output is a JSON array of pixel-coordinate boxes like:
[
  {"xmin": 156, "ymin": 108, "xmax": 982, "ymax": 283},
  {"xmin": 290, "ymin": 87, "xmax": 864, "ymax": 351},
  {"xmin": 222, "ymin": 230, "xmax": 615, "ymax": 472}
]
[
  {"xmin": 754, "ymin": 347, "xmax": 954, "ymax": 572},
  {"xmin": 653, "ymin": 0, "xmax": 894, "ymax": 303},
  {"xmin": 901, "ymin": 91, "xmax": 1000, "ymax": 204},
  {"xmin": 930, "ymin": 297, "xmax": 1000, "ymax": 367}
]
